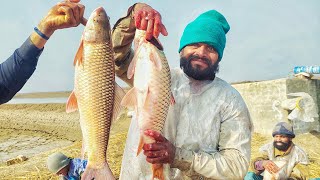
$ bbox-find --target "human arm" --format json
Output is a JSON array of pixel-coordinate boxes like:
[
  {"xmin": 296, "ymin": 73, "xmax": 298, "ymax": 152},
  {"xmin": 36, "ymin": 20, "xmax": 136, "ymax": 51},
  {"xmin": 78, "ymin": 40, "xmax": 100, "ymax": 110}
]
[
  {"xmin": 0, "ymin": 39, "xmax": 43, "ymax": 104},
  {"xmin": 112, "ymin": 3, "xmax": 167, "ymax": 86},
  {"xmin": 143, "ymin": 94, "xmax": 253, "ymax": 179},
  {"xmin": 0, "ymin": 1, "xmax": 85, "ymax": 104},
  {"xmin": 289, "ymin": 148, "xmax": 309, "ymax": 180},
  {"xmin": 252, "ymin": 158, "xmax": 281, "ymax": 175}
]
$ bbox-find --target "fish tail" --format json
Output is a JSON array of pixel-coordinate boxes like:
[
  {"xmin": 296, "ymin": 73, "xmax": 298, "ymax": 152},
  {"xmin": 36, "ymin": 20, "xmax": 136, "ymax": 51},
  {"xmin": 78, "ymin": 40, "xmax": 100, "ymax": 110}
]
[
  {"xmin": 152, "ymin": 164, "xmax": 164, "ymax": 180},
  {"xmin": 81, "ymin": 163, "xmax": 115, "ymax": 180},
  {"xmin": 137, "ymin": 135, "xmax": 144, "ymax": 156}
]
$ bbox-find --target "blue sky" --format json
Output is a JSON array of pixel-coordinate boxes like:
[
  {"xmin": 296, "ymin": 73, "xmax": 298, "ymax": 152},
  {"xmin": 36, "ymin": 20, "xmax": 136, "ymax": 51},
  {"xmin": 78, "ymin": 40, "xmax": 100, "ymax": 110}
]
[{"xmin": 0, "ymin": 0, "xmax": 319, "ymax": 93}]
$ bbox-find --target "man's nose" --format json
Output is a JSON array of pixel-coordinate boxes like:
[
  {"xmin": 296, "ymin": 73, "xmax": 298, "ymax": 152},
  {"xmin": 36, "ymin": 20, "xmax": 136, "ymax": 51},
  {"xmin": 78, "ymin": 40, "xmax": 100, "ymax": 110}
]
[
  {"xmin": 195, "ymin": 45, "xmax": 208, "ymax": 58},
  {"xmin": 275, "ymin": 137, "xmax": 281, "ymax": 141}
]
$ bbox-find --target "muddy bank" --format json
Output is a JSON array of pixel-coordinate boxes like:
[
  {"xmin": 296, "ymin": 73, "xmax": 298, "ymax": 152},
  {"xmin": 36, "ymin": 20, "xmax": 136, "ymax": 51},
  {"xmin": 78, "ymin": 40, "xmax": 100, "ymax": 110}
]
[
  {"xmin": 0, "ymin": 128, "xmax": 73, "ymax": 163},
  {"xmin": 0, "ymin": 104, "xmax": 82, "ymax": 141},
  {"xmin": 0, "ymin": 103, "xmax": 130, "ymax": 179}
]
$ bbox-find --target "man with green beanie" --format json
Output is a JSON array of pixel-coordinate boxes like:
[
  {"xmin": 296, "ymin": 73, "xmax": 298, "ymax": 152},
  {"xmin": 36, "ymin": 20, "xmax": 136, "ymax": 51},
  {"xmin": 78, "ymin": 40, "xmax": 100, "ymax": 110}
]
[
  {"xmin": 108, "ymin": 2, "xmax": 252, "ymax": 179},
  {"xmin": 47, "ymin": 152, "xmax": 87, "ymax": 180},
  {"xmin": 245, "ymin": 122, "xmax": 309, "ymax": 180}
]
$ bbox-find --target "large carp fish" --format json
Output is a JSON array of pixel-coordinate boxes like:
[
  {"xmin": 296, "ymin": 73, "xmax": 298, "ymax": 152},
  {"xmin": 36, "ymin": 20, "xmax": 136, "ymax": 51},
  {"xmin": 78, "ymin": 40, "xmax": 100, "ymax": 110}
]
[
  {"xmin": 66, "ymin": 7, "xmax": 124, "ymax": 180},
  {"xmin": 121, "ymin": 29, "xmax": 172, "ymax": 180}
]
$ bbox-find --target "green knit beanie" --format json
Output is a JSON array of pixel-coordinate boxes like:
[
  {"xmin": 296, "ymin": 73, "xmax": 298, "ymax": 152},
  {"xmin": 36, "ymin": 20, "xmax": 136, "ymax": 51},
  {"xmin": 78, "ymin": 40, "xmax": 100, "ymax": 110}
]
[{"xmin": 179, "ymin": 10, "xmax": 230, "ymax": 61}]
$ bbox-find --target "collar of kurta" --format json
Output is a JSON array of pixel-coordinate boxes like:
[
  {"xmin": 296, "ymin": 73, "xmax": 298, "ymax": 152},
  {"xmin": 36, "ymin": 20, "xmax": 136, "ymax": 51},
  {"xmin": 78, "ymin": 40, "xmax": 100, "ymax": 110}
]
[{"xmin": 274, "ymin": 142, "xmax": 294, "ymax": 157}]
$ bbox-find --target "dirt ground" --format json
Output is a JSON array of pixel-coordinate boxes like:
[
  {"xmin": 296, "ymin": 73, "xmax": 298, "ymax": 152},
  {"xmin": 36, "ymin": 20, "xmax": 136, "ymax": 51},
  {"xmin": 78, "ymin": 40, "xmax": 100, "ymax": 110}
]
[{"xmin": 0, "ymin": 103, "xmax": 319, "ymax": 179}]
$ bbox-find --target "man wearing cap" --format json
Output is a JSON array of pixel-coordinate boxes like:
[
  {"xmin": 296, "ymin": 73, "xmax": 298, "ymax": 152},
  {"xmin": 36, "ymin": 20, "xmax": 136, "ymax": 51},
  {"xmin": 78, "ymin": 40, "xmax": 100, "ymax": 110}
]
[
  {"xmin": 47, "ymin": 152, "xmax": 88, "ymax": 180},
  {"xmin": 245, "ymin": 122, "xmax": 309, "ymax": 180},
  {"xmin": 111, "ymin": 3, "xmax": 252, "ymax": 179}
]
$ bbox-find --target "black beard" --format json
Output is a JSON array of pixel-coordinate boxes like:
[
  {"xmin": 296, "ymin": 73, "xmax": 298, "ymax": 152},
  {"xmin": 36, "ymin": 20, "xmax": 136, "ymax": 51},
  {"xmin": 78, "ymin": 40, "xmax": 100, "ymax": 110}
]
[
  {"xmin": 180, "ymin": 55, "xmax": 219, "ymax": 81},
  {"xmin": 273, "ymin": 141, "xmax": 291, "ymax": 151}
]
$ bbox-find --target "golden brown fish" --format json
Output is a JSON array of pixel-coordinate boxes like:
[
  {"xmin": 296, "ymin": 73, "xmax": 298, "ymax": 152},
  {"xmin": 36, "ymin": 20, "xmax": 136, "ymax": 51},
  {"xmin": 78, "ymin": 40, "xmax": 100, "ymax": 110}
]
[{"xmin": 66, "ymin": 7, "xmax": 124, "ymax": 180}]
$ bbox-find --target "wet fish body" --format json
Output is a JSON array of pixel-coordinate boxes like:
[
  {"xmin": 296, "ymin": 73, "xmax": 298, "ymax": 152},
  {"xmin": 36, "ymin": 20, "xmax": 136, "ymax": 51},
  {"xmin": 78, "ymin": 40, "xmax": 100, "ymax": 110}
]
[
  {"xmin": 66, "ymin": 7, "xmax": 122, "ymax": 180},
  {"xmin": 121, "ymin": 30, "xmax": 172, "ymax": 180}
]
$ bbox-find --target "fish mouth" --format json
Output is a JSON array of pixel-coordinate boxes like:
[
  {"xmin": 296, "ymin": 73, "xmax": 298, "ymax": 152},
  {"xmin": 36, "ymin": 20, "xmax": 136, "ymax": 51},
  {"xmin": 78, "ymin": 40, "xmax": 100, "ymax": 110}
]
[
  {"xmin": 93, "ymin": 7, "xmax": 109, "ymax": 20},
  {"xmin": 94, "ymin": 7, "xmax": 105, "ymax": 14}
]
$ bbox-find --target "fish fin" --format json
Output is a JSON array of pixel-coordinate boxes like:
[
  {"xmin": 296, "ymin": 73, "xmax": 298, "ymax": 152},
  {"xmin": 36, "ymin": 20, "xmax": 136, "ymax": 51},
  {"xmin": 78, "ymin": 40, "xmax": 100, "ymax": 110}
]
[
  {"xmin": 142, "ymin": 87, "xmax": 151, "ymax": 110},
  {"xmin": 82, "ymin": 162, "xmax": 115, "ymax": 180},
  {"xmin": 127, "ymin": 59, "xmax": 135, "ymax": 79},
  {"xmin": 170, "ymin": 92, "xmax": 176, "ymax": 105},
  {"xmin": 66, "ymin": 91, "xmax": 78, "ymax": 113},
  {"xmin": 152, "ymin": 164, "xmax": 164, "ymax": 180},
  {"xmin": 127, "ymin": 49, "xmax": 139, "ymax": 79},
  {"xmin": 74, "ymin": 37, "xmax": 84, "ymax": 66},
  {"xmin": 127, "ymin": 43, "xmax": 145, "ymax": 79},
  {"xmin": 150, "ymin": 47, "xmax": 163, "ymax": 71},
  {"xmin": 111, "ymin": 83, "xmax": 126, "ymax": 123},
  {"xmin": 137, "ymin": 135, "xmax": 144, "ymax": 156},
  {"xmin": 121, "ymin": 87, "xmax": 137, "ymax": 108}
]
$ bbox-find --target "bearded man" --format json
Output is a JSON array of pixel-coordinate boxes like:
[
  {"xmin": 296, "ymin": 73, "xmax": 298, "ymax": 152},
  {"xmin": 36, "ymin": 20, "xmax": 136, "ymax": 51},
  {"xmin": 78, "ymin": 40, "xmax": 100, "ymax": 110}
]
[
  {"xmin": 111, "ymin": 3, "xmax": 253, "ymax": 179},
  {"xmin": 245, "ymin": 122, "xmax": 309, "ymax": 180}
]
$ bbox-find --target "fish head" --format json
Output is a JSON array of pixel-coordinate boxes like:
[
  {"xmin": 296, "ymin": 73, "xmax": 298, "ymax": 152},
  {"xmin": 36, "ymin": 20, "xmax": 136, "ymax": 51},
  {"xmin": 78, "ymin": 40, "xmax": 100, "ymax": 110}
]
[
  {"xmin": 134, "ymin": 30, "xmax": 146, "ymax": 51},
  {"xmin": 83, "ymin": 7, "xmax": 111, "ymax": 43},
  {"xmin": 134, "ymin": 30, "xmax": 163, "ymax": 51}
]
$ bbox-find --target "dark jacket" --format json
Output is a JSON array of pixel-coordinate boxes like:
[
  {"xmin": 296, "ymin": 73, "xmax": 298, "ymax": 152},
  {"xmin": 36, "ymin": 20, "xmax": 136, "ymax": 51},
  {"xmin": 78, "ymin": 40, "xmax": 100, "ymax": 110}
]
[{"xmin": 0, "ymin": 37, "xmax": 43, "ymax": 104}]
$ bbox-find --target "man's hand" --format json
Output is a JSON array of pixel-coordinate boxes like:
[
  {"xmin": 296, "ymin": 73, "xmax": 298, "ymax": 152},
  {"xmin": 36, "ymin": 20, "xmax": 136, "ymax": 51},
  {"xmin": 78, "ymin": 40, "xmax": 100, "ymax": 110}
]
[
  {"xmin": 37, "ymin": 0, "xmax": 86, "ymax": 38},
  {"xmin": 263, "ymin": 160, "xmax": 280, "ymax": 174},
  {"xmin": 143, "ymin": 130, "xmax": 175, "ymax": 164},
  {"xmin": 133, "ymin": 3, "xmax": 168, "ymax": 40}
]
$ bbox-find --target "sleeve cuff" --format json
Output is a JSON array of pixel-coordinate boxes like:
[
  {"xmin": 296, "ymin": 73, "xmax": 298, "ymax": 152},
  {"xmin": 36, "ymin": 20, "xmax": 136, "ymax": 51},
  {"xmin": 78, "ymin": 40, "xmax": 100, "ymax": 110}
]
[{"xmin": 16, "ymin": 37, "xmax": 43, "ymax": 65}]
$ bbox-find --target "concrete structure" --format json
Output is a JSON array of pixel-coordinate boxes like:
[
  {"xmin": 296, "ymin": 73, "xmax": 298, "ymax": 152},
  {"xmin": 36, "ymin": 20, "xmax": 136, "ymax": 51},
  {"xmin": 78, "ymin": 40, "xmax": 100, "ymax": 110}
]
[{"xmin": 232, "ymin": 78, "xmax": 320, "ymax": 135}]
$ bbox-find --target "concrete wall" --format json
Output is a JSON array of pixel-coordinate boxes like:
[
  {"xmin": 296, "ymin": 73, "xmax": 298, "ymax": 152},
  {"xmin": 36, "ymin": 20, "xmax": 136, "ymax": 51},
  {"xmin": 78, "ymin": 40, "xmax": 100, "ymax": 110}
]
[
  {"xmin": 286, "ymin": 78, "xmax": 320, "ymax": 134},
  {"xmin": 232, "ymin": 78, "xmax": 320, "ymax": 136}
]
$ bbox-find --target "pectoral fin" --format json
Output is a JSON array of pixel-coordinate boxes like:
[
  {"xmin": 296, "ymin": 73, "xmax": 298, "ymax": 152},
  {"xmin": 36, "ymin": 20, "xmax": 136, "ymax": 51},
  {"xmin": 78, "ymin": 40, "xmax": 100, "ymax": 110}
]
[
  {"xmin": 74, "ymin": 37, "xmax": 84, "ymax": 66},
  {"xmin": 66, "ymin": 91, "xmax": 78, "ymax": 113},
  {"xmin": 111, "ymin": 83, "xmax": 126, "ymax": 123}
]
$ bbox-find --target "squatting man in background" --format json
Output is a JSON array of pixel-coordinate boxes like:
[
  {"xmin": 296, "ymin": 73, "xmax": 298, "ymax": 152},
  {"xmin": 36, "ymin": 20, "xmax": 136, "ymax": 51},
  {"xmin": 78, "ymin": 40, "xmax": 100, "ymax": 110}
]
[
  {"xmin": 245, "ymin": 122, "xmax": 309, "ymax": 180},
  {"xmin": 47, "ymin": 152, "xmax": 88, "ymax": 180}
]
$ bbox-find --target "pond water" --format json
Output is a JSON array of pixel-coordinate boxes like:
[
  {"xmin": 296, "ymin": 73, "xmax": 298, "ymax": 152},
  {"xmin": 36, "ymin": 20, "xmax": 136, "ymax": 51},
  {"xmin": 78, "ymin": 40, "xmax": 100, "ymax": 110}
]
[{"xmin": 7, "ymin": 97, "xmax": 68, "ymax": 104}]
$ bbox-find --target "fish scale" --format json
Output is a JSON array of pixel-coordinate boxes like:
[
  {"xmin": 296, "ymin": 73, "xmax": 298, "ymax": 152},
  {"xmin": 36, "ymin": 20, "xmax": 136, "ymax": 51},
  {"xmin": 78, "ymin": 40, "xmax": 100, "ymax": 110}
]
[
  {"xmin": 77, "ymin": 42, "xmax": 115, "ymax": 168},
  {"xmin": 147, "ymin": 55, "xmax": 171, "ymax": 133}
]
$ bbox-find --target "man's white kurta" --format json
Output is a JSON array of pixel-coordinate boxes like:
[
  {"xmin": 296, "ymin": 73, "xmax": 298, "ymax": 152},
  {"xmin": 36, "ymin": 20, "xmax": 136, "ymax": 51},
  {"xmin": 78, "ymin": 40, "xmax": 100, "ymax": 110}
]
[{"xmin": 120, "ymin": 68, "xmax": 252, "ymax": 180}]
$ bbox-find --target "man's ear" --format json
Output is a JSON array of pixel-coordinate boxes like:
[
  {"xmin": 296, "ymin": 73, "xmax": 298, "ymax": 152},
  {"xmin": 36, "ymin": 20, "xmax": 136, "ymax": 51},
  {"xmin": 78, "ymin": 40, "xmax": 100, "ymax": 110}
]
[{"xmin": 179, "ymin": 48, "xmax": 184, "ymax": 56}]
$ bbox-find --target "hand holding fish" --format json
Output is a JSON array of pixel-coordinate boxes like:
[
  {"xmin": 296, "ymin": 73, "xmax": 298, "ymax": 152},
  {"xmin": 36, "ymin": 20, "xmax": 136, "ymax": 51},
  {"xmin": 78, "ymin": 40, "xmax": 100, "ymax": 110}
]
[
  {"xmin": 262, "ymin": 160, "xmax": 280, "ymax": 174},
  {"xmin": 133, "ymin": 3, "xmax": 168, "ymax": 40},
  {"xmin": 143, "ymin": 130, "xmax": 176, "ymax": 164},
  {"xmin": 37, "ymin": 0, "xmax": 85, "ymax": 38}
]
